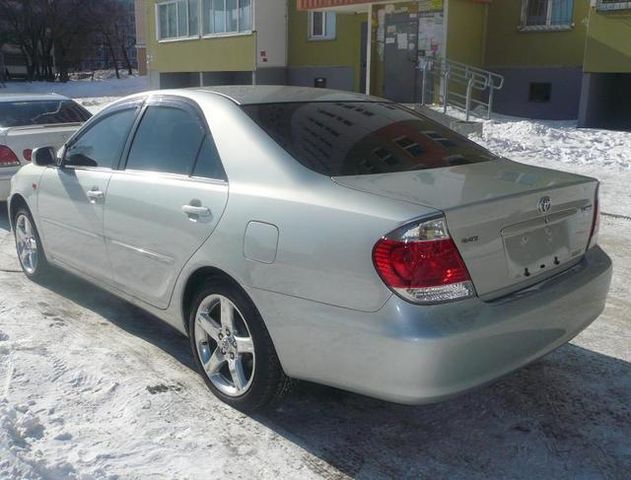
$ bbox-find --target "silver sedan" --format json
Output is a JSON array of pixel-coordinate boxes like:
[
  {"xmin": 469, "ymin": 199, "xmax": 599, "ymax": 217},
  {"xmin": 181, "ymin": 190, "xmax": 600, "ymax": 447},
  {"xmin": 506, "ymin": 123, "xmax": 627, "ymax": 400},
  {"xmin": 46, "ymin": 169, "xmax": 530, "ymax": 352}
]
[{"xmin": 7, "ymin": 86, "xmax": 612, "ymax": 412}]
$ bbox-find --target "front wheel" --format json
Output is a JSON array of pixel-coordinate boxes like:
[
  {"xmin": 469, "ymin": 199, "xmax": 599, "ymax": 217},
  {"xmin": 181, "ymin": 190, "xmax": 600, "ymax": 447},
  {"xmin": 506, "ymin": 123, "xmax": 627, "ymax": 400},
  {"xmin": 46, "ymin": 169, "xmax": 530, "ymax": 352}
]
[
  {"xmin": 14, "ymin": 208, "xmax": 50, "ymax": 280},
  {"xmin": 188, "ymin": 280, "xmax": 290, "ymax": 412}
]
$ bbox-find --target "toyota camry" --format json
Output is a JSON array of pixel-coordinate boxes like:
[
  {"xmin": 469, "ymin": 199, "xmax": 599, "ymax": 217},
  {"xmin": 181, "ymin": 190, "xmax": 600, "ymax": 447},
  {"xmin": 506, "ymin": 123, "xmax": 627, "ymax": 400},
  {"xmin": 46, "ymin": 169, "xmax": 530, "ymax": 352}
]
[{"xmin": 7, "ymin": 86, "xmax": 612, "ymax": 412}]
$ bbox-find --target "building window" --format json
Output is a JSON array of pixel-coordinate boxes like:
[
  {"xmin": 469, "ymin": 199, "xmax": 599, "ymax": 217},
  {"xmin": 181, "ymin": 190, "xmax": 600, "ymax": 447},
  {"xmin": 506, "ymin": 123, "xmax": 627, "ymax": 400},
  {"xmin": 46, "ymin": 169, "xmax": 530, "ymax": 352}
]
[
  {"xmin": 597, "ymin": 0, "xmax": 631, "ymax": 10},
  {"xmin": 520, "ymin": 0, "xmax": 574, "ymax": 30},
  {"xmin": 157, "ymin": 0, "xmax": 199, "ymax": 40},
  {"xmin": 202, "ymin": 0, "xmax": 252, "ymax": 35},
  {"xmin": 529, "ymin": 82, "xmax": 552, "ymax": 103},
  {"xmin": 308, "ymin": 11, "xmax": 336, "ymax": 40}
]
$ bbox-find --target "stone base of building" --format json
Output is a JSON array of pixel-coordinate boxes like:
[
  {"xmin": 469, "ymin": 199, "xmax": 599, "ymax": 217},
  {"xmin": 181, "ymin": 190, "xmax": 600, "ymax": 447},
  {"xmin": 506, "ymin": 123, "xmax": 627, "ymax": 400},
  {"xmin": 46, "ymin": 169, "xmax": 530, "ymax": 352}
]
[{"xmin": 489, "ymin": 67, "xmax": 583, "ymax": 121}]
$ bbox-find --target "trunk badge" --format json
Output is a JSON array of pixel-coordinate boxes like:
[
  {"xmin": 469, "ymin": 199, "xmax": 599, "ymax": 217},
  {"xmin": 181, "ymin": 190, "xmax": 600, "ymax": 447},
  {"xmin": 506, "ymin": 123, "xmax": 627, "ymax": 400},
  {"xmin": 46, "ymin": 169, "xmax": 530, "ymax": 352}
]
[{"xmin": 537, "ymin": 196, "xmax": 551, "ymax": 214}]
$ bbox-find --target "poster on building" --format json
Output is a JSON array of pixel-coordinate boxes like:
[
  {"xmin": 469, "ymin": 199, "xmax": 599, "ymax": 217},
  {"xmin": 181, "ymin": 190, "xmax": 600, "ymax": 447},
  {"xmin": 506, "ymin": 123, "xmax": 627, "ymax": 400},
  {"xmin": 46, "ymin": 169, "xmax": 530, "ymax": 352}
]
[
  {"xmin": 418, "ymin": 13, "xmax": 444, "ymax": 59},
  {"xmin": 418, "ymin": 0, "xmax": 444, "ymax": 13}
]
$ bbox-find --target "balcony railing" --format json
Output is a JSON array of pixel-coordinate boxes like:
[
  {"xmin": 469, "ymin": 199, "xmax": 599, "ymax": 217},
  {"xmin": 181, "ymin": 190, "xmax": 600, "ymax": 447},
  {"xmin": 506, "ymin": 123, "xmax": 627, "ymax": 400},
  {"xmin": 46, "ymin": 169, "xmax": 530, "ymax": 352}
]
[{"xmin": 597, "ymin": 0, "xmax": 631, "ymax": 11}]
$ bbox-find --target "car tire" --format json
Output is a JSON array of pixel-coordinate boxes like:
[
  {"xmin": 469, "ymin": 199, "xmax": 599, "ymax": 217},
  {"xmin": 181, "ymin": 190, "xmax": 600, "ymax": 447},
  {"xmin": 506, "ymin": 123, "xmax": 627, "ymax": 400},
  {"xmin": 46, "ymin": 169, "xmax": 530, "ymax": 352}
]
[
  {"xmin": 13, "ymin": 207, "xmax": 50, "ymax": 281},
  {"xmin": 188, "ymin": 279, "xmax": 291, "ymax": 412}
]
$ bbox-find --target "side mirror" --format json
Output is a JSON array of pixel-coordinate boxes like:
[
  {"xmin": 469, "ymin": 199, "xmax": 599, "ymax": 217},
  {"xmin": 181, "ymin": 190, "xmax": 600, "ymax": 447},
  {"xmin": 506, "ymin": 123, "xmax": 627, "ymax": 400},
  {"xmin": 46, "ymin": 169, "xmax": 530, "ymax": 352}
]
[{"xmin": 32, "ymin": 147, "xmax": 56, "ymax": 167}]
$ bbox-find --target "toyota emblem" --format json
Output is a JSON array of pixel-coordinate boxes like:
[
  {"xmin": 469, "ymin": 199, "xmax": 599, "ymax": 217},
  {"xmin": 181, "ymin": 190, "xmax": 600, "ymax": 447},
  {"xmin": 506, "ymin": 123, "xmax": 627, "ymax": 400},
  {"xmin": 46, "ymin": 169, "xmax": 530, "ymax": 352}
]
[{"xmin": 537, "ymin": 196, "xmax": 551, "ymax": 214}]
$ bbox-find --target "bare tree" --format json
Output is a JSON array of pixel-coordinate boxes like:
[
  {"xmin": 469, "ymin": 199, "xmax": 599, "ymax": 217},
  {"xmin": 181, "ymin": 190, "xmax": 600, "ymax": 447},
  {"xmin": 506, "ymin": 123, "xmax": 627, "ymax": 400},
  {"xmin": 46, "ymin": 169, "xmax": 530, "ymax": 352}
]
[
  {"xmin": 0, "ymin": 0, "xmax": 135, "ymax": 81},
  {"xmin": 0, "ymin": 0, "xmax": 46, "ymax": 80},
  {"xmin": 44, "ymin": 0, "xmax": 95, "ymax": 81}
]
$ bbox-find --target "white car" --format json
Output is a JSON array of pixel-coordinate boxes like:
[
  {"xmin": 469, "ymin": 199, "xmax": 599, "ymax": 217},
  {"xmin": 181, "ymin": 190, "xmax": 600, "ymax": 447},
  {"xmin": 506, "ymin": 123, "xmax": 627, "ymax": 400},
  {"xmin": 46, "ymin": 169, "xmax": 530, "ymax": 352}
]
[{"xmin": 0, "ymin": 93, "xmax": 91, "ymax": 200}]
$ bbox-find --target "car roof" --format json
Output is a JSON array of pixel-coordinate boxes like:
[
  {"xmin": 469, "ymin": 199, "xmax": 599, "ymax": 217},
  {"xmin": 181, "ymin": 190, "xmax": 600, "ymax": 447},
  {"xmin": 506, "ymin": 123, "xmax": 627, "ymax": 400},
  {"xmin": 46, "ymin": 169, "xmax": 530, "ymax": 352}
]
[
  {"xmin": 189, "ymin": 85, "xmax": 386, "ymax": 105},
  {"xmin": 0, "ymin": 93, "xmax": 71, "ymax": 103}
]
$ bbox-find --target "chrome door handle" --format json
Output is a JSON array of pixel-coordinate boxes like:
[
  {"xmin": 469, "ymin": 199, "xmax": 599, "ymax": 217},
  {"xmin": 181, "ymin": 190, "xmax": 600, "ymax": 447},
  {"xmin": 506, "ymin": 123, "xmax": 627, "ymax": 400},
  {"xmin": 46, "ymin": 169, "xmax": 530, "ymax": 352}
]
[
  {"xmin": 86, "ymin": 189, "xmax": 104, "ymax": 203},
  {"xmin": 181, "ymin": 204, "xmax": 211, "ymax": 217}
]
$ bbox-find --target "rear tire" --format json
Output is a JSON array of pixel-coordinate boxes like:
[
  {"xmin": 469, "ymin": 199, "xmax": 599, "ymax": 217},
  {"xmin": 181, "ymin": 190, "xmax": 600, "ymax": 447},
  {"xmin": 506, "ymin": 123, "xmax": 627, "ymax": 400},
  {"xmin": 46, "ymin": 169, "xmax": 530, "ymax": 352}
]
[
  {"xmin": 188, "ymin": 279, "xmax": 290, "ymax": 412},
  {"xmin": 13, "ymin": 207, "xmax": 50, "ymax": 281}
]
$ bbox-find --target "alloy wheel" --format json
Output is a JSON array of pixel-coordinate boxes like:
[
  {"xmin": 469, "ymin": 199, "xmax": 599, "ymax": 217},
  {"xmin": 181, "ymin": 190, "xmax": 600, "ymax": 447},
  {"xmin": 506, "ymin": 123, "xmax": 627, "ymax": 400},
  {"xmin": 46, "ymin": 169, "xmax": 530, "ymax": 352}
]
[
  {"xmin": 194, "ymin": 294, "xmax": 256, "ymax": 397},
  {"xmin": 15, "ymin": 214, "xmax": 39, "ymax": 275}
]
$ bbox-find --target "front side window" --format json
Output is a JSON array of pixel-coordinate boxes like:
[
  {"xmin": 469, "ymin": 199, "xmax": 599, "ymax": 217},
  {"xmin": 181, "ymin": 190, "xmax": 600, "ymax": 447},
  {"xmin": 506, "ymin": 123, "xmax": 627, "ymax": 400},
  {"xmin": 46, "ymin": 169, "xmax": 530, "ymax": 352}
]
[
  {"xmin": 242, "ymin": 102, "xmax": 495, "ymax": 177},
  {"xmin": 65, "ymin": 109, "xmax": 137, "ymax": 168},
  {"xmin": 202, "ymin": 0, "xmax": 252, "ymax": 35},
  {"xmin": 157, "ymin": 0, "xmax": 199, "ymax": 40},
  {"xmin": 522, "ymin": 0, "xmax": 574, "ymax": 29},
  {"xmin": 308, "ymin": 11, "xmax": 336, "ymax": 40},
  {"xmin": 0, "ymin": 100, "xmax": 91, "ymax": 128},
  {"xmin": 126, "ymin": 105, "xmax": 206, "ymax": 176}
]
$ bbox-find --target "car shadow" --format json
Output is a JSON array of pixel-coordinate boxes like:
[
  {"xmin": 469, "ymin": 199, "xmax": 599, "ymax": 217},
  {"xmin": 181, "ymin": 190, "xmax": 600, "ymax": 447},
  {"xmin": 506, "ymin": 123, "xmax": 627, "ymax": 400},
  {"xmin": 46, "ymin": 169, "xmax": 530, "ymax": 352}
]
[
  {"xmin": 0, "ymin": 208, "xmax": 628, "ymax": 478},
  {"xmin": 0, "ymin": 202, "xmax": 10, "ymax": 232}
]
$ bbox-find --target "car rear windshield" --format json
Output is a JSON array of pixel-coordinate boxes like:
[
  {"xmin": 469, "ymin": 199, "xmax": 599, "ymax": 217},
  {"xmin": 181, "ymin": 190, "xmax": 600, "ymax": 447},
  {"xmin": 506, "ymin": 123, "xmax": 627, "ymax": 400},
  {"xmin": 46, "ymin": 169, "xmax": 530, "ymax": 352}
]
[
  {"xmin": 0, "ymin": 100, "xmax": 91, "ymax": 128},
  {"xmin": 242, "ymin": 102, "xmax": 495, "ymax": 176}
]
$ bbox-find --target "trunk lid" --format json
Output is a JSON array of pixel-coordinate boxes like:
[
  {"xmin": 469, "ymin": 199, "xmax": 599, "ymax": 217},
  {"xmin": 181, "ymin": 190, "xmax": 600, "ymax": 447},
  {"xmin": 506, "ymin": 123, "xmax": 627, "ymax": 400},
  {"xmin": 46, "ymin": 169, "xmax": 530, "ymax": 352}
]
[
  {"xmin": 0, "ymin": 123, "xmax": 80, "ymax": 164},
  {"xmin": 334, "ymin": 159, "xmax": 597, "ymax": 299}
]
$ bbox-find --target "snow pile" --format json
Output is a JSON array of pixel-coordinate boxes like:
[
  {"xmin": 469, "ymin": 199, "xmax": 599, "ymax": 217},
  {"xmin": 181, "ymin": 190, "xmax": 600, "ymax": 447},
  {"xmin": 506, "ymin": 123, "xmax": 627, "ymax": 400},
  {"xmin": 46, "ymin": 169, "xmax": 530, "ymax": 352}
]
[
  {"xmin": 69, "ymin": 70, "xmax": 139, "ymax": 82},
  {"xmin": 473, "ymin": 118, "xmax": 631, "ymax": 171}
]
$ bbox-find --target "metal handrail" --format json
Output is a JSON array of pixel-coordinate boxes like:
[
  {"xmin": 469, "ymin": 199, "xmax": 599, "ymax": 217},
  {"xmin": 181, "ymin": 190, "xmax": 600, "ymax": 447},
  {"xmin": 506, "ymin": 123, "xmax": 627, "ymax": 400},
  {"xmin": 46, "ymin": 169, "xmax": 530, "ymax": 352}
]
[{"xmin": 418, "ymin": 57, "xmax": 505, "ymax": 121}]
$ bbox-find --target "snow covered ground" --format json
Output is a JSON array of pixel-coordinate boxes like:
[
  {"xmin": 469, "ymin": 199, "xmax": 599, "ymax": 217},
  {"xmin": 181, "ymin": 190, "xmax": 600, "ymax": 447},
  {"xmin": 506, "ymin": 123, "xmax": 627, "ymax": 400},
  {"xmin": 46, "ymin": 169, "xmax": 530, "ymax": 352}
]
[{"xmin": 0, "ymin": 92, "xmax": 629, "ymax": 478}]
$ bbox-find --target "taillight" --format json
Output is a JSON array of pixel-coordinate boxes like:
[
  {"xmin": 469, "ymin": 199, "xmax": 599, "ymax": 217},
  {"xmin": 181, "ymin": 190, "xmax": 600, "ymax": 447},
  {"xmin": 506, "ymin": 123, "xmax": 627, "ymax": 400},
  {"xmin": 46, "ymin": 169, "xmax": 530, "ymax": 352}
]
[
  {"xmin": 588, "ymin": 184, "xmax": 600, "ymax": 249},
  {"xmin": 373, "ymin": 217, "xmax": 475, "ymax": 304},
  {"xmin": 0, "ymin": 145, "xmax": 20, "ymax": 167},
  {"xmin": 23, "ymin": 149, "xmax": 33, "ymax": 162}
]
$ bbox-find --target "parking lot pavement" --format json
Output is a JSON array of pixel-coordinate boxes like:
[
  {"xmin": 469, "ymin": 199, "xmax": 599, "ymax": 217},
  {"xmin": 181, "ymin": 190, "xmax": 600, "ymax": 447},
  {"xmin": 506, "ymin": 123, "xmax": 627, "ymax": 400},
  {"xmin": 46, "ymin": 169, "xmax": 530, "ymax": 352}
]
[{"xmin": 0, "ymin": 205, "xmax": 629, "ymax": 479}]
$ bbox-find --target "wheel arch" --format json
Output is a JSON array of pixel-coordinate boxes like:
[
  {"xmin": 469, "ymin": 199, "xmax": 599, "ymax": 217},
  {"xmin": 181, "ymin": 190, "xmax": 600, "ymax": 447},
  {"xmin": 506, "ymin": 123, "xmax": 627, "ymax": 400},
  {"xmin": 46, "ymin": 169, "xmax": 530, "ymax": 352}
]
[
  {"xmin": 8, "ymin": 193, "xmax": 29, "ymax": 230},
  {"xmin": 181, "ymin": 266, "xmax": 249, "ymax": 335}
]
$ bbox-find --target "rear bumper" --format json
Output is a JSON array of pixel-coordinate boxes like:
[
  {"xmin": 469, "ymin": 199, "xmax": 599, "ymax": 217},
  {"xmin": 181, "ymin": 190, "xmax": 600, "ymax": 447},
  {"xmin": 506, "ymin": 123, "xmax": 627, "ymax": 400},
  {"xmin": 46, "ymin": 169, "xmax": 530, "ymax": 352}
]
[
  {"xmin": 252, "ymin": 246, "xmax": 612, "ymax": 404},
  {"xmin": 0, "ymin": 168, "xmax": 18, "ymax": 201}
]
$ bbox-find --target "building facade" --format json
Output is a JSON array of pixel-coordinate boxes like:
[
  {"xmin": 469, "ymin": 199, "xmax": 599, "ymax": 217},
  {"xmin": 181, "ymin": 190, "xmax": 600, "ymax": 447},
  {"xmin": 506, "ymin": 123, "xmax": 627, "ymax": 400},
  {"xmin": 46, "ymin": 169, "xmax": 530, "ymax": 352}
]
[
  {"xmin": 145, "ymin": 0, "xmax": 287, "ymax": 88},
  {"xmin": 144, "ymin": 0, "xmax": 631, "ymax": 129},
  {"xmin": 484, "ymin": 0, "xmax": 589, "ymax": 120}
]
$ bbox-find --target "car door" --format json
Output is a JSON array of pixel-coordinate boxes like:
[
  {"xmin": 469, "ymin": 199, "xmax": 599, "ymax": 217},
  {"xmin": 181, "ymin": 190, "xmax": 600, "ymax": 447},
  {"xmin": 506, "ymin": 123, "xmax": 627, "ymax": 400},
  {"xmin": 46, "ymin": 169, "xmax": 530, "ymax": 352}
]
[
  {"xmin": 37, "ymin": 104, "xmax": 140, "ymax": 281},
  {"xmin": 103, "ymin": 97, "xmax": 229, "ymax": 309}
]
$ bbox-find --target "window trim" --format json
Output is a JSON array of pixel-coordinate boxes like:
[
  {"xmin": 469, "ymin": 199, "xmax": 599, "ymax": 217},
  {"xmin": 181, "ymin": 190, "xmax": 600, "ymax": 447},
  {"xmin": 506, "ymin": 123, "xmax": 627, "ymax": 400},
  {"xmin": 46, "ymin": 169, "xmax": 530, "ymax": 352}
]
[
  {"xmin": 308, "ymin": 11, "xmax": 336, "ymax": 41},
  {"xmin": 156, "ymin": 0, "xmax": 197, "ymax": 42},
  {"xmin": 201, "ymin": 0, "xmax": 253, "ymax": 37},
  {"xmin": 156, "ymin": 0, "xmax": 253, "ymax": 42},
  {"xmin": 519, "ymin": 0, "xmax": 575, "ymax": 32},
  {"xmin": 120, "ymin": 95, "xmax": 228, "ymax": 182}
]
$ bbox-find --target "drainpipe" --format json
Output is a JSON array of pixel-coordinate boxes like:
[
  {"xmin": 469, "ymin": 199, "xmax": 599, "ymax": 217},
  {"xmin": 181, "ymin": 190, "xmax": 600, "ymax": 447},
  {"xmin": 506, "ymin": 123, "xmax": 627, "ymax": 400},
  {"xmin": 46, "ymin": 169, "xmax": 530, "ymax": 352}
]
[
  {"xmin": 365, "ymin": 2, "xmax": 372, "ymax": 95},
  {"xmin": 481, "ymin": 3, "xmax": 488, "ymax": 67}
]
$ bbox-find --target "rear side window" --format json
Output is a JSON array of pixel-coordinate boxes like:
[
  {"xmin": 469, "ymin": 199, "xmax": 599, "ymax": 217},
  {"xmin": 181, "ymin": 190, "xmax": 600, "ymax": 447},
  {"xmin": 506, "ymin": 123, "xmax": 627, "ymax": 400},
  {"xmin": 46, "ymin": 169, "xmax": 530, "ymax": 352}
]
[
  {"xmin": 126, "ymin": 105, "xmax": 205, "ymax": 176},
  {"xmin": 65, "ymin": 108, "xmax": 137, "ymax": 168},
  {"xmin": 242, "ymin": 102, "xmax": 495, "ymax": 176},
  {"xmin": 192, "ymin": 135, "xmax": 227, "ymax": 181},
  {"xmin": 0, "ymin": 100, "xmax": 91, "ymax": 128}
]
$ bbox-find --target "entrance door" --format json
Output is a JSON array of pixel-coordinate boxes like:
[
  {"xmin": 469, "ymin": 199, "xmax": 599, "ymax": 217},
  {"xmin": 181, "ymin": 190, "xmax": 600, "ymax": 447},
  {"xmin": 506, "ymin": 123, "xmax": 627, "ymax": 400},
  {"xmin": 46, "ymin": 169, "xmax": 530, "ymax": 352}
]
[{"xmin": 383, "ymin": 13, "xmax": 419, "ymax": 103}]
